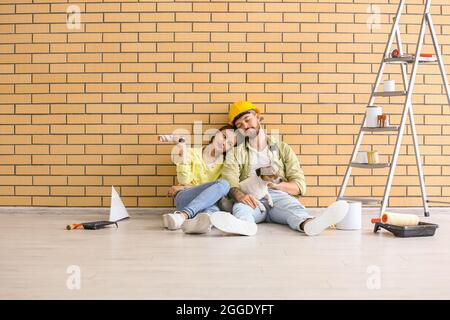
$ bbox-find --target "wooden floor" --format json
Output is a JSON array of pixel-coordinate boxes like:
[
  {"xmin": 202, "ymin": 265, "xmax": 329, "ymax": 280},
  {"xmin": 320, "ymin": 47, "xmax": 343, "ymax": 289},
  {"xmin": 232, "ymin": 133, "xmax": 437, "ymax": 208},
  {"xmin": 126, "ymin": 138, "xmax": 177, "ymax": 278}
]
[{"xmin": 1, "ymin": 206, "xmax": 449, "ymax": 300}]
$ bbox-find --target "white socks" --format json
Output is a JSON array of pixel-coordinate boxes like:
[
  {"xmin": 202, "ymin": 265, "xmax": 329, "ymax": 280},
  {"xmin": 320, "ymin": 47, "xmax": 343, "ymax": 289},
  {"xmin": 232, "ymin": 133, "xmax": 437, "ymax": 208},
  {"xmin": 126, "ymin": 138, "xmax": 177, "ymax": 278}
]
[{"xmin": 302, "ymin": 200, "xmax": 349, "ymax": 236}]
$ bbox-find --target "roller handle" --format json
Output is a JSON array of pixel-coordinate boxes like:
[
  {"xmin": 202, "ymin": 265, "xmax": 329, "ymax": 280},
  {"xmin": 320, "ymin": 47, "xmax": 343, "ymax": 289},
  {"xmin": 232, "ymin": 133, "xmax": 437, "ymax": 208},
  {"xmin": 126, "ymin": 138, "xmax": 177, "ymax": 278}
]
[
  {"xmin": 373, "ymin": 222, "xmax": 382, "ymax": 233},
  {"xmin": 413, "ymin": 53, "xmax": 433, "ymax": 57},
  {"xmin": 371, "ymin": 218, "xmax": 381, "ymax": 224},
  {"xmin": 66, "ymin": 223, "xmax": 83, "ymax": 230}
]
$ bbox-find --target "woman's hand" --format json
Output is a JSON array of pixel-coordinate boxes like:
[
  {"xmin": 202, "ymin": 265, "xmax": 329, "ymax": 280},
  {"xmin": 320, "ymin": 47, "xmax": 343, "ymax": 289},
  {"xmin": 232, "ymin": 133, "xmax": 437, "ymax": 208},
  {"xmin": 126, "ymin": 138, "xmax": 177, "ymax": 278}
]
[
  {"xmin": 167, "ymin": 185, "xmax": 186, "ymax": 198},
  {"xmin": 237, "ymin": 194, "xmax": 259, "ymax": 209},
  {"xmin": 178, "ymin": 142, "xmax": 188, "ymax": 165},
  {"xmin": 229, "ymin": 187, "xmax": 258, "ymax": 209}
]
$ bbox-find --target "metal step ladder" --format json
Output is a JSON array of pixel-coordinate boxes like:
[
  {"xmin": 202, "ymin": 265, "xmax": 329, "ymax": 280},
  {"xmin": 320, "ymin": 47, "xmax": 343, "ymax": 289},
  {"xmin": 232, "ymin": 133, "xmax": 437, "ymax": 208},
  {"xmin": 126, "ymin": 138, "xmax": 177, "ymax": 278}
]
[{"xmin": 337, "ymin": 0, "xmax": 450, "ymax": 217}]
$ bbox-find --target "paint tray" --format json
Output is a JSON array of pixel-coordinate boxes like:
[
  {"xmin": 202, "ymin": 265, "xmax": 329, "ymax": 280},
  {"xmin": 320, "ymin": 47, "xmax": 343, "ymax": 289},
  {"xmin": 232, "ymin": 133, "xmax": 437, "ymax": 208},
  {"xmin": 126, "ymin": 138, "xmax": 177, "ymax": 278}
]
[{"xmin": 373, "ymin": 222, "xmax": 438, "ymax": 238}]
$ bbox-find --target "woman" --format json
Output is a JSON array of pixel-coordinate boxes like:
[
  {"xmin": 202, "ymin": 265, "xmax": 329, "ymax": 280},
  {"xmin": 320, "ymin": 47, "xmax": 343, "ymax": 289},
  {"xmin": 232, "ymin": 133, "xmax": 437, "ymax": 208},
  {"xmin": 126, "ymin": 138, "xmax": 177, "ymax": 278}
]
[{"xmin": 163, "ymin": 125, "xmax": 237, "ymax": 234}]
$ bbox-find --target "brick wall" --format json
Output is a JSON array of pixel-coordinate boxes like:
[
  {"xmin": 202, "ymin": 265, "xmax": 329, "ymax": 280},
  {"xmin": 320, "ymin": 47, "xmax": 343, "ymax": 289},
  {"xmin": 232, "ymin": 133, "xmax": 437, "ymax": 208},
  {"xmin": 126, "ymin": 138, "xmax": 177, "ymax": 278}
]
[{"xmin": 1, "ymin": 0, "xmax": 450, "ymax": 207}]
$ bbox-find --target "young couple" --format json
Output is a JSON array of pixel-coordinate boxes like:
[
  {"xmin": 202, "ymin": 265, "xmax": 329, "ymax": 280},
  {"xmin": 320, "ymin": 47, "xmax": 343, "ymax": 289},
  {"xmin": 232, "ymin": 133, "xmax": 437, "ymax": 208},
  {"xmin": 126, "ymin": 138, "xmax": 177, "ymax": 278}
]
[{"xmin": 162, "ymin": 101, "xmax": 350, "ymax": 236}]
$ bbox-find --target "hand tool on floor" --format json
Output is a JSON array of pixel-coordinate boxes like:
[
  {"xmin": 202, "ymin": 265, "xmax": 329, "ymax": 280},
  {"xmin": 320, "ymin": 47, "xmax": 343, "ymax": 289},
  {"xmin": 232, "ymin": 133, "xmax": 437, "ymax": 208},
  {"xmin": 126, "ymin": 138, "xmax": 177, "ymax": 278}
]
[{"xmin": 66, "ymin": 221, "xmax": 118, "ymax": 230}]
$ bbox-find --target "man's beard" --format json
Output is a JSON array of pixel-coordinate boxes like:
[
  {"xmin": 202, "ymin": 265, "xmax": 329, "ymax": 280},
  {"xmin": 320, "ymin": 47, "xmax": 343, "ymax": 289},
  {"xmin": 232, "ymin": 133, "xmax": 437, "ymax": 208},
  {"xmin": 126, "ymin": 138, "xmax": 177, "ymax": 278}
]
[{"xmin": 241, "ymin": 124, "xmax": 260, "ymax": 138}]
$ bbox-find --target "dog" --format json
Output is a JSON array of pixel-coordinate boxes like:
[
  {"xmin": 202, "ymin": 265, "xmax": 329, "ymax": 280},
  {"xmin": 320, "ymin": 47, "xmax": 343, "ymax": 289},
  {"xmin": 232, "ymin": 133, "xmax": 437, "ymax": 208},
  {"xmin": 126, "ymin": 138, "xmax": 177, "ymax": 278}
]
[{"xmin": 238, "ymin": 165, "xmax": 283, "ymax": 212}]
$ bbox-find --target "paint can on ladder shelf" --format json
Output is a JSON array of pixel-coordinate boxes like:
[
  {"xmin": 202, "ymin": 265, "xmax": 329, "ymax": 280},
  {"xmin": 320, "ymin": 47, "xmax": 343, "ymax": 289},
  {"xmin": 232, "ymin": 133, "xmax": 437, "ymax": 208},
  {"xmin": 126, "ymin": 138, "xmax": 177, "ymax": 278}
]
[
  {"xmin": 365, "ymin": 106, "xmax": 382, "ymax": 128},
  {"xmin": 336, "ymin": 201, "xmax": 362, "ymax": 230},
  {"xmin": 384, "ymin": 79, "xmax": 396, "ymax": 92}
]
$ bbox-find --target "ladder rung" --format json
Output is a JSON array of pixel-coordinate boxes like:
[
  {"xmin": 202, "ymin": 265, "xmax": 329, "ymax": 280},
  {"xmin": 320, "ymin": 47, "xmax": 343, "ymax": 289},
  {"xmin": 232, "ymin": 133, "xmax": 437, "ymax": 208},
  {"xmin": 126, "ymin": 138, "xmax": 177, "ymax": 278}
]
[
  {"xmin": 384, "ymin": 57, "xmax": 437, "ymax": 64},
  {"xmin": 350, "ymin": 162, "xmax": 390, "ymax": 169},
  {"xmin": 373, "ymin": 91, "xmax": 406, "ymax": 97},
  {"xmin": 338, "ymin": 197, "xmax": 382, "ymax": 205},
  {"xmin": 362, "ymin": 126, "xmax": 399, "ymax": 132}
]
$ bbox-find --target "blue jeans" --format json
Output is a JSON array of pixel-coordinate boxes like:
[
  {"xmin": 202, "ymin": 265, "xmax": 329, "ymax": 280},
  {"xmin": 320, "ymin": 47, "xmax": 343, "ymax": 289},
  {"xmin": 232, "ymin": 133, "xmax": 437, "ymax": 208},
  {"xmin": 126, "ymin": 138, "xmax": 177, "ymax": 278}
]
[
  {"xmin": 232, "ymin": 189, "xmax": 312, "ymax": 231},
  {"xmin": 175, "ymin": 179, "xmax": 230, "ymax": 219}
]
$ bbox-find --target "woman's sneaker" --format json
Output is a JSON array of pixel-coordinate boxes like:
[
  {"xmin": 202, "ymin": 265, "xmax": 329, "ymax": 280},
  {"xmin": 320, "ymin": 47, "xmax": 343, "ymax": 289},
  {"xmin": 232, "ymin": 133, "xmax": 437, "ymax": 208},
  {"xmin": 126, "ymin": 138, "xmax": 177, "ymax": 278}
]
[
  {"xmin": 210, "ymin": 211, "xmax": 257, "ymax": 236},
  {"xmin": 182, "ymin": 212, "xmax": 212, "ymax": 234},
  {"xmin": 162, "ymin": 214, "xmax": 169, "ymax": 228},
  {"xmin": 164, "ymin": 211, "xmax": 186, "ymax": 230},
  {"xmin": 303, "ymin": 200, "xmax": 349, "ymax": 236}
]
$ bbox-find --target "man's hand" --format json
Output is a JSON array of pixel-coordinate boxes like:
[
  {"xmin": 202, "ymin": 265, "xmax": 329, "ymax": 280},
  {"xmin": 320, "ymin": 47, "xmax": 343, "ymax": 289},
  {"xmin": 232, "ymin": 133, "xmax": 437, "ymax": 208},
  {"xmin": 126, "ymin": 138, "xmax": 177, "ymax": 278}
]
[
  {"xmin": 167, "ymin": 185, "xmax": 187, "ymax": 198},
  {"xmin": 267, "ymin": 181, "xmax": 300, "ymax": 196},
  {"xmin": 229, "ymin": 187, "xmax": 258, "ymax": 209}
]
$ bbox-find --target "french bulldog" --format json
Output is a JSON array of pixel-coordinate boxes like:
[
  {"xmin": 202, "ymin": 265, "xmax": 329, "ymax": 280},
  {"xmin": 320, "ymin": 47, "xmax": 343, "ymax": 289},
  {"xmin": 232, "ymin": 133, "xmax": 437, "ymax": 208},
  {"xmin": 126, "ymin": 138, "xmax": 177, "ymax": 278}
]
[{"xmin": 238, "ymin": 165, "xmax": 283, "ymax": 212}]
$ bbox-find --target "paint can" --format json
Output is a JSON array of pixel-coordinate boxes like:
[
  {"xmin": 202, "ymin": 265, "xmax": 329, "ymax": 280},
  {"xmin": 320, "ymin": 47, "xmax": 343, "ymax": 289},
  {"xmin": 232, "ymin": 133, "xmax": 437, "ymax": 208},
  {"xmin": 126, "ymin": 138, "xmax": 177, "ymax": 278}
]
[
  {"xmin": 377, "ymin": 114, "xmax": 390, "ymax": 127},
  {"xmin": 367, "ymin": 150, "xmax": 379, "ymax": 164},
  {"xmin": 365, "ymin": 106, "xmax": 382, "ymax": 128},
  {"xmin": 356, "ymin": 151, "xmax": 368, "ymax": 164},
  {"xmin": 336, "ymin": 201, "xmax": 362, "ymax": 230},
  {"xmin": 384, "ymin": 79, "xmax": 395, "ymax": 92}
]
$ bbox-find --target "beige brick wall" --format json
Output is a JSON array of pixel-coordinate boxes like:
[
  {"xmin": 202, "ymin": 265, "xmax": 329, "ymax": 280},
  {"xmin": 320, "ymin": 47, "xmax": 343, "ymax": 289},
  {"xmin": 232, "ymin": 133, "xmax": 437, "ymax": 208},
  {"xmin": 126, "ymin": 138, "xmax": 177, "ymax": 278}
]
[{"xmin": 1, "ymin": 0, "xmax": 450, "ymax": 207}]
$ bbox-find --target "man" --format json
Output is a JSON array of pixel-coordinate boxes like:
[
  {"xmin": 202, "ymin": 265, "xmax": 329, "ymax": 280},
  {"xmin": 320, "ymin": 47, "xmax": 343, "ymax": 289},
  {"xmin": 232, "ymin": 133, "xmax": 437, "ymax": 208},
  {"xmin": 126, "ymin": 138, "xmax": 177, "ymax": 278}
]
[{"xmin": 210, "ymin": 101, "xmax": 349, "ymax": 236}]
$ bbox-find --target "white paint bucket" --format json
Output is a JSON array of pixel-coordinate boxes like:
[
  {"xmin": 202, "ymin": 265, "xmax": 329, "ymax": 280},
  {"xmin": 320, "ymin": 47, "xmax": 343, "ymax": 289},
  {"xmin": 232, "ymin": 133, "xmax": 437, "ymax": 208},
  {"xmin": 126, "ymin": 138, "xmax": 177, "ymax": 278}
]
[
  {"xmin": 384, "ymin": 79, "xmax": 395, "ymax": 92},
  {"xmin": 365, "ymin": 106, "xmax": 382, "ymax": 128},
  {"xmin": 336, "ymin": 201, "xmax": 362, "ymax": 230},
  {"xmin": 356, "ymin": 151, "xmax": 368, "ymax": 163}
]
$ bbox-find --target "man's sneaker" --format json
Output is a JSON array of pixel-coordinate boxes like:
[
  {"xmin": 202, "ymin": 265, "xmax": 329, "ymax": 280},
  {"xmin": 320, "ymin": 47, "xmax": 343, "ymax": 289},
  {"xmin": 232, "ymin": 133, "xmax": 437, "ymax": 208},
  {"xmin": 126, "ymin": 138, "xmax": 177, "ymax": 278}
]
[
  {"xmin": 210, "ymin": 211, "xmax": 257, "ymax": 236},
  {"xmin": 303, "ymin": 200, "xmax": 349, "ymax": 236},
  {"xmin": 165, "ymin": 211, "xmax": 186, "ymax": 230},
  {"xmin": 182, "ymin": 212, "xmax": 212, "ymax": 234}
]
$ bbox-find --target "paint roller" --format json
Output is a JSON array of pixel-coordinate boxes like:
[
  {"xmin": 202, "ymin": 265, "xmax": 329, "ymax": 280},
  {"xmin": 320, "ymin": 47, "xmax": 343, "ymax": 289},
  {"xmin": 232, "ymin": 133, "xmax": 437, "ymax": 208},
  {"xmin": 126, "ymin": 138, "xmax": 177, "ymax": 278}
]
[
  {"xmin": 158, "ymin": 135, "xmax": 186, "ymax": 143},
  {"xmin": 371, "ymin": 212, "xmax": 419, "ymax": 227},
  {"xmin": 391, "ymin": 49, "xmax": 433, "ymax": 59}
]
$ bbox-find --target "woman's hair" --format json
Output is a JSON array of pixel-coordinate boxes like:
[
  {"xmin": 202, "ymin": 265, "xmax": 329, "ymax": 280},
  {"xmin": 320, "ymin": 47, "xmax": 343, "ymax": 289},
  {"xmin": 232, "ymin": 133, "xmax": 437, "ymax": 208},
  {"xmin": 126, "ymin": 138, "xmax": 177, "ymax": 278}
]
[{"xmin": 208, "ymin": 124, "xmax": 235, "ymax": 145}]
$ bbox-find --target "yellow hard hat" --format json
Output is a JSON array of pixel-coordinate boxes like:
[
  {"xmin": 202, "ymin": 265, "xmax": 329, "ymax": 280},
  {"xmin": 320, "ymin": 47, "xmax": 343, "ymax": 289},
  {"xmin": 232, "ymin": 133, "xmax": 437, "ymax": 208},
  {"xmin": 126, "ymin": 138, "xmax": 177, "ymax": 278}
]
[{"xmin": 228, "ymin": 101, "xmax": 261, "ymax": 125}]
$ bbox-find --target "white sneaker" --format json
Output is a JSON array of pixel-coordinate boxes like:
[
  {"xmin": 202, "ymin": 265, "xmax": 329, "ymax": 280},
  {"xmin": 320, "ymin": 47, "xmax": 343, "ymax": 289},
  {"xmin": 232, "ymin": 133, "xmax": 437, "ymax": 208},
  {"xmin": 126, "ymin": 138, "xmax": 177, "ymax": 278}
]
[
  {"xmin": 162, "ymin": 214, "xmax": 169, "ymax": 228},
  {"xmin": 182, "ymin": 212, "xmax": 212, "ymax": 234},
  {"xmin": 166, "ymin": 211, "xmax": 186, "ymax": 230},
  {"xmin": 303, "ymin": 200, "xmax": 349, "ymax": 236},
  {"xmin": 210, "ymin": 211, "xmax": 257, "ymax": 236}
]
